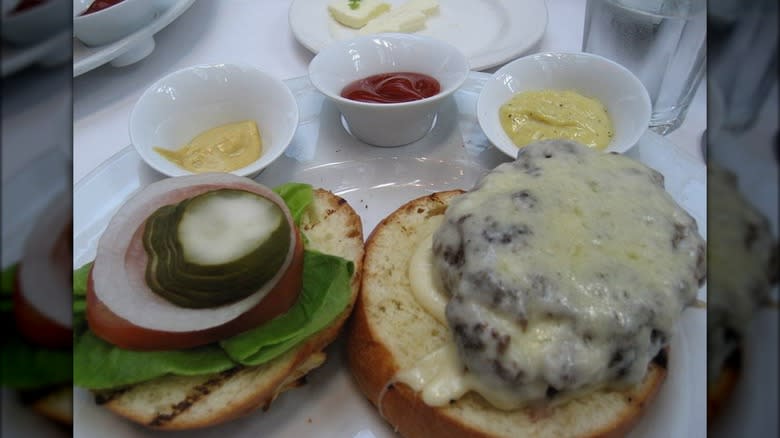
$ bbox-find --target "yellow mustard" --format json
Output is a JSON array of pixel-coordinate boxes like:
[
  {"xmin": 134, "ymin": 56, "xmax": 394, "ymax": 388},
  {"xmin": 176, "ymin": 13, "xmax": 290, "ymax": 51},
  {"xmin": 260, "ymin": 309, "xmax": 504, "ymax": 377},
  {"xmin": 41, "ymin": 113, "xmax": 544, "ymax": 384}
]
[
  {"xmin": 499, "ymin": 89, "xmax": 613, "ymax": 150},
  {"xmin": 155, "ymin": 120, "xmax": 262, "ymax": 173}
]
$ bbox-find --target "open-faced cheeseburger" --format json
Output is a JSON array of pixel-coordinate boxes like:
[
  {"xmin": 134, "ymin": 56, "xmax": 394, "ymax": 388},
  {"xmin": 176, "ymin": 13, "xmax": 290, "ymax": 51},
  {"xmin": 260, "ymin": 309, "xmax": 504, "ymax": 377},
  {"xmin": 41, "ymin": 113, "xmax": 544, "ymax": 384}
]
[
  {"xmin": 73, "ymin": 174, "xmax": 364, "ymax": 430},
  {"xmin": 1, "ymin": 193, "xmax": 73, "ymax": 425},
  {"xmin": 707, "ymin": 163, "xmax": 778, "ymax": 419},
  {"xmin": 349, "ymin": 140, "xmax": 706, "ymax": 438}
]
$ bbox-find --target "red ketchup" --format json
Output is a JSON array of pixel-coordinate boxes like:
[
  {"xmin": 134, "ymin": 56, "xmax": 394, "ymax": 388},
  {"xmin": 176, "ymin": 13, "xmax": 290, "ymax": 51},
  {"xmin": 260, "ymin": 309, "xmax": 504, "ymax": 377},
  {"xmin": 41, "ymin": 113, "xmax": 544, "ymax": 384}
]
[
  {"xmin": 81, "ymin": 0, "xmax": 125, "ymax": 15},
  {"xmin": 341, "ymin": 72, "xmax": 441, "ymax": 104}
]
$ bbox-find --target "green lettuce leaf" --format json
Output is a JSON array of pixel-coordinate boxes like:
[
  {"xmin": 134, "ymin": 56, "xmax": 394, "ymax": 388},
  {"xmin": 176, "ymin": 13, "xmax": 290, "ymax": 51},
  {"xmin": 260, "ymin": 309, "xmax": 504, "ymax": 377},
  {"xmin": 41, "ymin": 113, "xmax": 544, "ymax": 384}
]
[
  {"xmin": 273, "ymin": 182, "xmax": 313, "ymax": 225},
  {"xmin": 2, "ymin": 334, "xmax": 72, "ymax": 389},
  {"xmin": 73, "ymin": 263, "xmax": 91, "ymax": 297},
  {"xmin": 1, "ymin": 265, "xmax": 16, "ymax": 311},
  {"xmin": 73, "ymin": 250, "xmax": 352, "ymax": 389},
  {"xmin": 73, "ymin": 263, "xmax": 91, "ymax": 335},
  {"xmin": 220, "ymin": 250, "xmax": 353, "ymax": 365},
  {"xmin": 1, "ymin": 264, "xmax": 16, "ymax": 295},
  {"xmin": 73, "ymin": 331, "xmax": 235, "ymax": 389},
  {"xmin": 73, "ymin": 257, "xmax": 236, "ymax": 389},
  {"xmin": 0, "ymin": 263, "xmax": 72, "ymax": 389}
]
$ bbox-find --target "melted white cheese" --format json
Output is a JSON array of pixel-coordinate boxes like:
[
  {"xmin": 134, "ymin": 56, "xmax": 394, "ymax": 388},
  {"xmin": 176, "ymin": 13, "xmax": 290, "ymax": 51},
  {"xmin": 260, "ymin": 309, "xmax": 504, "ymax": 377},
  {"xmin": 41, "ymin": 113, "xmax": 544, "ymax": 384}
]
[
  {"xmin": 404, "ymin": 228, "xmax": 526, "ymax": 409},
  {"xmin": 429, "ymin": 140, "xmax": 705, "ymax": 405},
  {"xmin": 402, "ymin": 227, "xmax": 616, "ymax": 409},
  {"xmin": 408, "ymin": 218, "xmax": 447, "ymax": 324},
  {"xmin": 707, "ymin": 164, "xmax": 776, "ymax": 381},
  {"xmin": 402, "ymin": 229, "xmax": 620, "ymax": 415}
]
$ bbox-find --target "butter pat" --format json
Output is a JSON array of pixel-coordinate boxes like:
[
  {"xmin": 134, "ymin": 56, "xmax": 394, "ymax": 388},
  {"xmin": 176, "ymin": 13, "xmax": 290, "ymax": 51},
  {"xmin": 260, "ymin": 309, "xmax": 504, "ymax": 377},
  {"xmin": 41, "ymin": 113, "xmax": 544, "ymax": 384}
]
[
  {"xmin": 328, "ymin": 0, "xmax": 391, "ymax": 29},
  {"xmin": 400, "ymin": 0, "xmax": 439, "ymax": 15},
  {"xmin": 359, "ymin": 8, "xmax": 426, "ymax": 34},
  {"xmin": 359, "ymin": 0, "xmax": 439, "ymax": 34}
]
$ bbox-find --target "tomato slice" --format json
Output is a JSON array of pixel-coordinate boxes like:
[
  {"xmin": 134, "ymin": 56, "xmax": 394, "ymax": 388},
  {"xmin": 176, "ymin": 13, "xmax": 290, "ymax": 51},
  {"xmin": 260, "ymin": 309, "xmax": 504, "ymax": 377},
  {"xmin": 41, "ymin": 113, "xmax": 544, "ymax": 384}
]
[
  {"xmin": 13, "ymin": 269, "xmax": 72, "ymax": 348},
  {"xmin": 86, "ymin": 230, "xmax": 305, "ymax": 351}
]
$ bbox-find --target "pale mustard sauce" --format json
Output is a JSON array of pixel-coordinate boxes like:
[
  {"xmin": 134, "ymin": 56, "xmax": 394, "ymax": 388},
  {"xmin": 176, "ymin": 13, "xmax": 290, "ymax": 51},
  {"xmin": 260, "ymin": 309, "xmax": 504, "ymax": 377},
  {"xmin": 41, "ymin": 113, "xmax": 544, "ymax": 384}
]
[
  {"xmin": 499, "ymin": 90, "xmax": 613, "ymax": 150},
  {"xmin": 155, "ymin": 120, "xmax": 262, "ymax": 173}
]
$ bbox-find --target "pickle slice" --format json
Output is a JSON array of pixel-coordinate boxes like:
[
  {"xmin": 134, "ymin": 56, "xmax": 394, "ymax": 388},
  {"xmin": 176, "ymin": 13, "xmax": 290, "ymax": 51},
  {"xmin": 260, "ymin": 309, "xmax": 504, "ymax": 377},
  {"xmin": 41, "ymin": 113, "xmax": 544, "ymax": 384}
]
[{"xmin": 143, "ymin": 189, "xmax": 292, "ymax": 308}]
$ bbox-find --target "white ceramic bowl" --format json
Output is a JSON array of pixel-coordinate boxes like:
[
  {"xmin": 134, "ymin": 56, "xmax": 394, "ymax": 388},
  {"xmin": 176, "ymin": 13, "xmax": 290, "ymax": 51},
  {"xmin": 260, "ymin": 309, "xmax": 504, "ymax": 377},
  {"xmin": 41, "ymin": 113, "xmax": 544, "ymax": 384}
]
[
  {"xmin": 1, "ymin": 0, "xmax": 70, "ymax": 46},
  {"xmin": 477, "ymin": 52, "xmax": 651, "ymax": 158},
  {"xmin": 308, "ymin": 33, "xmax": 470, "ymax": 147},
  {"xmin": 73, "ymin": 0, "xmax": 158, "ymax": 47},
  {"xmin": 130, "ymin": 64, "xmax": 299, "ymax": 178}
]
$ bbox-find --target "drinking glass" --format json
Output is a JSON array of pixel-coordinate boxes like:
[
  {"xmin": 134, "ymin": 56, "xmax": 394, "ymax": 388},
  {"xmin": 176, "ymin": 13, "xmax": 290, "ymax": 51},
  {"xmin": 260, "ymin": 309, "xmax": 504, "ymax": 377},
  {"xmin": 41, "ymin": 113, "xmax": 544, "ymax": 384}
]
[
  {"xmin": 582, "ymin": 0, "xmax": 706, "ymax": 135},
  {"xmin": 710, "ymin": 0, "xmax": 778, "ymax": 132}
]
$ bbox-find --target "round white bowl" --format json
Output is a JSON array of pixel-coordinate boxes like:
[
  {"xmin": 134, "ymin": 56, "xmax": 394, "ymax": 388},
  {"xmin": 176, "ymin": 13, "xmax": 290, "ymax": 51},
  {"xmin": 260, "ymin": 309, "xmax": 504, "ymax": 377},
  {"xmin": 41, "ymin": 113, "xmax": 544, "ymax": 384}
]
[
  {"xmin": 308, "ymin": 33, "xmax": 470, "ymax": 147},
  {"xmin": 129, "ymin": 64, "xmax": 299, "ymax": 179},
  {"xmin": 73, "ymin": 0, "xmax": 158, "ymax": 47},
  {"xmin": 1, "ymin": 0, "xmax": 70, "ymax": 46},
  {"xmin": 477, "ymin": 52, "xmax": 651, "ymax": 158}
]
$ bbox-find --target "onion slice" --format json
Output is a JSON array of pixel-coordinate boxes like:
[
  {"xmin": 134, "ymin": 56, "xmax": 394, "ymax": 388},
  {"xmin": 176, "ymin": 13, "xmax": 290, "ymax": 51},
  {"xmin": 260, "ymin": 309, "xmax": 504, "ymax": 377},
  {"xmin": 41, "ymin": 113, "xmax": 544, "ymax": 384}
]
[
  {"xmin": 17, "ymin": 192, "xmax": 72, "ymax": 331},
  {"xmin": 91, "ymin": 174, "xmax": 298, "ymax": 333},
  {"xmin": 87, "ymin": 230, "xmax": 304, "ymax": 350}
]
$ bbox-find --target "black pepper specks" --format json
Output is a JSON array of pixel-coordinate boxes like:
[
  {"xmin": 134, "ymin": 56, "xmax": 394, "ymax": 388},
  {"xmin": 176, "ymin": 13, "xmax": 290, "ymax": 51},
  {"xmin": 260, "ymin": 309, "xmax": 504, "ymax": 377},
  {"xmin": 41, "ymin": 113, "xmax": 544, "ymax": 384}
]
[
  {"xmin": 481, "ymin": 218, "xmax": 532, "ymax": 245},
  {"xmin": 650, "ymin": 328, "xmax": 666, "ymax": 346},
  {"xmin": 695, "ymin": 245, "xmax": 706, "ymax": 285},
  {"xmin": 609, "ymin": 350, "xmax": 624, "ymax": 368},
  {"xmin": 453, "ymin": 323, "xmax": 486, "ymax": 351},
  {"xmin": 440, "ymin": 244, "xmax": 465, "ymax": 268},
  {"xmin": 528, "ymin": 275, "xmax": 551, "ymax": 299},
  {"xmin": 649, "ymin": 170, "xmax": 665, "ymax": 187},
  {"xmin": 608, "ymin": 347, "xmax": 636, "ymax": 378},
  {"xmin": 744, "ymin": 222, "xmax": 759, "ymax": 249},
  {"xmin": 492, "ymin": 329, "xmax": 511, "ymax": 355},
  {"xmin": 671, "ymin": 222, "xmax": 687, "ymax": 249},
  {"xmin": 652, "ymin": 348, "xmax": 668, "ymax": 369},
  {"xmin": 512, "ymin": 190, "xmax": 538, "ymax": 209},
  {"xmin": 492, "ymin": 360, "xmax": 525, "ymax": 384},
  {"xmin": 513, "ymin": 155, "xmax": 542, "ymax": 176}
]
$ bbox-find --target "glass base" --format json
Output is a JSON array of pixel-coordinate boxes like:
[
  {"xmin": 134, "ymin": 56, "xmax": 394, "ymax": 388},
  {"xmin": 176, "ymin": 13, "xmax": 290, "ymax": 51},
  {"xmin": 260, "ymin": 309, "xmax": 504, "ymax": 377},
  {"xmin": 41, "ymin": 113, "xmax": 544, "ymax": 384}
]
[
  {"xmin": 649, "ymin": 106, "xmax": 691, "ymax": 135},
  {"xmin": 649, "ymin": 120, "xmax": 682, "ymax": 136}
]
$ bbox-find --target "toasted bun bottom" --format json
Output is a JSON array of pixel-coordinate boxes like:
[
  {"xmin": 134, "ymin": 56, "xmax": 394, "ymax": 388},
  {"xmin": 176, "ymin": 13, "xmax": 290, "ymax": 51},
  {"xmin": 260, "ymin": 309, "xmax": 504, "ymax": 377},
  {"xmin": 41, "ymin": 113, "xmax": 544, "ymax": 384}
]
[
  {"xmin": 707, "ymin": 349, "xmax": 741, "ymax": 421},
  {"xmin": 348, "ymin": 191, "xmax": 668, "ymax": 438},
  {"xmin": 92, "ymin": 189, "xmax": 364, "ymax": 430},
  {"xmin": 23, "ymin": 385, "xmax": 73, "ymax": 425}
]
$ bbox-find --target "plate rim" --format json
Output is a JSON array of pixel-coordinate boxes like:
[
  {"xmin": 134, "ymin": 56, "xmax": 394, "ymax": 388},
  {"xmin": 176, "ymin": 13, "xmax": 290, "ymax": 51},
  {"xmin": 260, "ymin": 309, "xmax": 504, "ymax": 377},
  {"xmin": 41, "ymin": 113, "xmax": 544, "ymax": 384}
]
[
  {"xmin": 287, "ymin": 0, "xmax": 549, "ymax": 71},
  {"xmin": 72, "ymin": 0, "xmax": 196, "ymax": 77},
  {"xmin": 0, "ymin": 29, "xmax": 71, "ymax": 77}
]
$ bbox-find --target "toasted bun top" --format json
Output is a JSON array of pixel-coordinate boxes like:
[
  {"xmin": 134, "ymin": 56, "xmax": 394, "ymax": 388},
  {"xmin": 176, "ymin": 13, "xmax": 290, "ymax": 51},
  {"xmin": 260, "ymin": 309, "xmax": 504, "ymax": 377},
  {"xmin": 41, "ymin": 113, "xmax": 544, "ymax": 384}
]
[{"xmin": 349, "ymin": 190, "xmax": 668, "ymax": 438}]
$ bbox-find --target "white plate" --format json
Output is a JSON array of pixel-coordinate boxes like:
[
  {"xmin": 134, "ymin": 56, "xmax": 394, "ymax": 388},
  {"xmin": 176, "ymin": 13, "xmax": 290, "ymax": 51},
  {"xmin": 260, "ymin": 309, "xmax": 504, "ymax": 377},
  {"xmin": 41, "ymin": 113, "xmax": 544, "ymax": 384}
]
[
  {"xmin": 0, "ymin": 29, "xmax": 71, "ymax": 77},
  {"xmin": 73, "ymin": 72, "xmax": 706, "ymax": 438},
  {"xmin": 72, "ymin": 0, "xmax": 195, "ymax": 77},
  {"xmin": 288, "ymin": 0, "xmax": 548, "ymax": 71}
]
